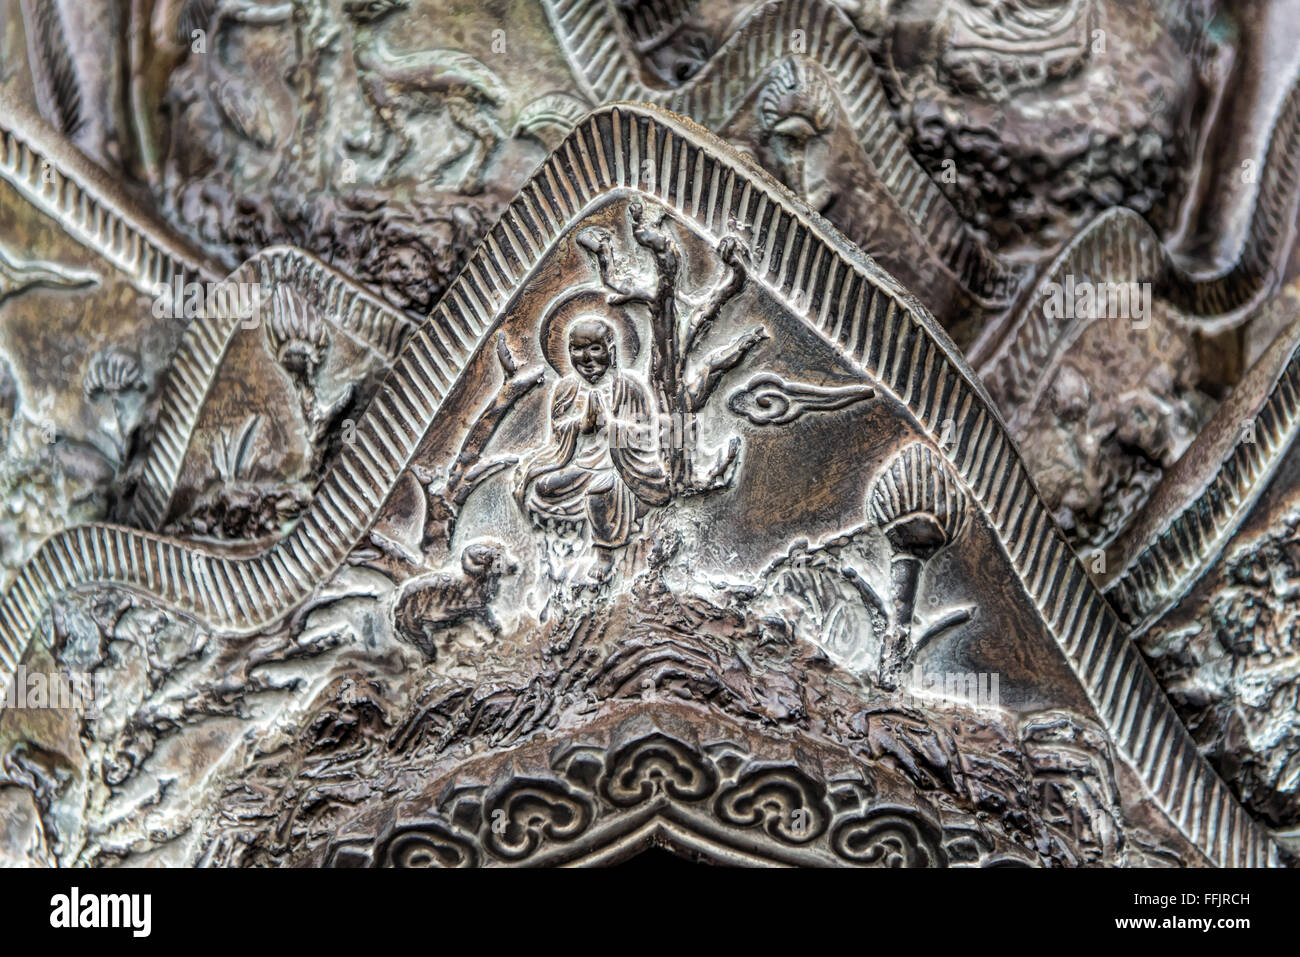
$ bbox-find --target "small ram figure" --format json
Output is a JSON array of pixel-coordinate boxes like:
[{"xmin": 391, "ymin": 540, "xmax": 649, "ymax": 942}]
[{"xmin": 391, "ymin": 540, "xmax": 519, "ymax": 658}]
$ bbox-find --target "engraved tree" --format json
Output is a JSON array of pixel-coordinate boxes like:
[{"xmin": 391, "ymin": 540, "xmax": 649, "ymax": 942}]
[
  {"xmin": 84, "ymin": 350, "xmax": 146, "ymax": 468},
  {"xmin": 577, "ymin": 200, "xmax": 767, "ymax": 495},
  {"xmin": 264, "ymin": 284, "xmax": 353, "ymax": 476},
  {"xmin": 413, "ymin": 333, "xmax": 544, "ymax": 553},
  {"xmin": 867, "ymin": 443, "xmax": 971, "ymax": 685}
]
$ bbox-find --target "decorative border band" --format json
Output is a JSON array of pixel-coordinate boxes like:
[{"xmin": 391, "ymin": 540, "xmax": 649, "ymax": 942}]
[
  {"xmin": 0, "ymin": 93, "xmax": 216, "ymax": 295},
  {"xmin": 543, "ymin": 0, "xmax": 1028, "ymax": 305},
  {"xmin": 1106, "ymin": 329, "xmax": 1300, "ymax": 630}
]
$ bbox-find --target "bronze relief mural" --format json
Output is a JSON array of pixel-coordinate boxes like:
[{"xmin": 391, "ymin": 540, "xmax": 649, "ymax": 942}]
[{"xmin": 0, "ymin": 0, "xmax": 1298, "ymax": 872}]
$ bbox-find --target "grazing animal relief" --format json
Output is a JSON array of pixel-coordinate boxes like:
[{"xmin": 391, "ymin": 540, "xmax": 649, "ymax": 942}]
[{"xmin": 391, "ymin": 541, "xmax": 520, "ymax": 658}]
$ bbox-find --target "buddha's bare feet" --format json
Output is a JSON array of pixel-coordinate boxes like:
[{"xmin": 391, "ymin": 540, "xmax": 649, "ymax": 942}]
[{"xmin": 585, "ymin": 548, "xmax": 615, "ymax": 586}]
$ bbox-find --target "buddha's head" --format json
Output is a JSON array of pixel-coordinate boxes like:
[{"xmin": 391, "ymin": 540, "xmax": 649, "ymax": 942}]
[{"xmin": 568, "ymin": 317, "xmax": 616, "ymax": 384}]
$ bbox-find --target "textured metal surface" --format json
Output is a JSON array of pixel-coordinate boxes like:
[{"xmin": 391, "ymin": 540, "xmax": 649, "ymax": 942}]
[{"xmin": 0, "ymin": 0, "xmax": 1299, "ymax": 868}]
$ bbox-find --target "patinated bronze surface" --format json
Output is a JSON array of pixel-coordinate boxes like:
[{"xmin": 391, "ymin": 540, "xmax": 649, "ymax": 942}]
[{"xmin": 0, "ymin": 0, "xmax": 1299, "ymax": 868}]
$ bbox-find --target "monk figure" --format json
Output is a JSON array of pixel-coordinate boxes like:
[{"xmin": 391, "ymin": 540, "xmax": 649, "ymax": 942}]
[{"xmin": 514, "ymin": 317, "xmax": 669, "ymax": 581}]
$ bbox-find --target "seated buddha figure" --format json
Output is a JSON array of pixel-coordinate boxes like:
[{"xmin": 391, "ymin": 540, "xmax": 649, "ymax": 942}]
[{"xmin": 514, "ymin": 317, "xmax": 670, "ymax": 582}]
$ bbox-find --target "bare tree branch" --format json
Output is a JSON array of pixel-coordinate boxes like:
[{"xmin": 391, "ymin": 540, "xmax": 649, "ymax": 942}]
[
  {"xmin": 576, "ymin": 227, "xmax": 656, "ymax": 306},
  {"xmin": 685, "ymin": 236, "xmax": 749, "ymax": 354},
  {"xmin": 446, "ymin": 332, "xmax": 543, "ymax": 492},
  {"xmin": 415, "ymin": 333, "xmax": 544, "ymax": 553},
  {"xmin": 576, "ymin": 200, "xmax": 766, "ymax": 497},
  {"xmin": 628, "ymin": 202, "xmax": 679, "ymax": 274},
  {"xmin": 685, "ymin": 326, "xmax": 768, "ymax": 412}
]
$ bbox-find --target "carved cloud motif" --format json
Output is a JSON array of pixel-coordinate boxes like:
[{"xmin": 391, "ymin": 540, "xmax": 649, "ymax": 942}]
[{"xmin": 728, "ymin": 372, "xmax": 875, "ymax": 425}]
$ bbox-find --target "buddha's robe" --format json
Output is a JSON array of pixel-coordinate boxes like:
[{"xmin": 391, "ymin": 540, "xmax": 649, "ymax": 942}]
[{"xmin": 519, "ymin": 372, "xmax": 669, "ymax": 548}]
